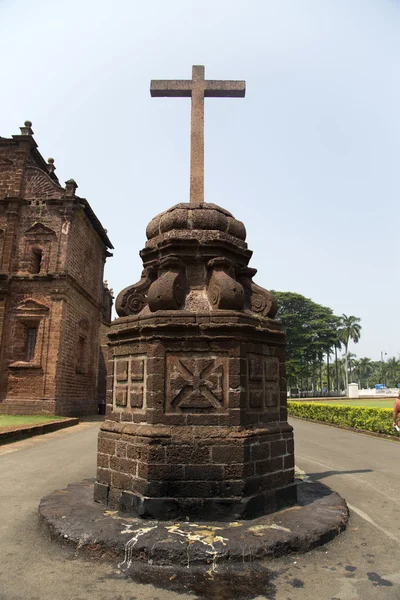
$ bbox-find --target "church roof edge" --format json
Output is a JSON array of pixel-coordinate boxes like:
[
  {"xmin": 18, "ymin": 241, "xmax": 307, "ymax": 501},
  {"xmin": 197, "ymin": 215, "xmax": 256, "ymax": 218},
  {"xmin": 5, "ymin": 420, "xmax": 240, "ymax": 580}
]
[{"xmin": 78, "ymin": 196, "xmax": 114, "ymax": 250}]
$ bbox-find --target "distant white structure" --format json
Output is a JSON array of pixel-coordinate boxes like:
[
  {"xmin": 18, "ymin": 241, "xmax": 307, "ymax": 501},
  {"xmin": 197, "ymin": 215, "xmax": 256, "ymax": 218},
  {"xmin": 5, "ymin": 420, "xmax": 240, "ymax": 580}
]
[
  {"xmin": 348, "ymin": 383, "xmax": 359, "ymax": 398},
  {"xmin": 358, "ymin": 388, "xmax": 398, "ymax": 398}
]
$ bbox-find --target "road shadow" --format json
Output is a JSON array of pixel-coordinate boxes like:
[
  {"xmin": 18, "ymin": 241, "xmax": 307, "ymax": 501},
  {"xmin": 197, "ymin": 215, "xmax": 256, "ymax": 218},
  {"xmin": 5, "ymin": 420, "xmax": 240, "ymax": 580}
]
[{"xmin": 306, "ymin": 468, "xmax": 373, "ymax": 481}]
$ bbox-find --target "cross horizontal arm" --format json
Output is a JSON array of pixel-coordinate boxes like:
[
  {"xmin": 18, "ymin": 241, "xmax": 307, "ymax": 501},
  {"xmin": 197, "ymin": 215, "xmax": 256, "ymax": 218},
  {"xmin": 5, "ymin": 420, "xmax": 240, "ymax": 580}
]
[
  {"xmin": 204, "ymin": 80, "xmax": 246, "ymax": 98},
  {"xmin": 150, "ymin": 80, "xmax": 192, "ymax": 97}
]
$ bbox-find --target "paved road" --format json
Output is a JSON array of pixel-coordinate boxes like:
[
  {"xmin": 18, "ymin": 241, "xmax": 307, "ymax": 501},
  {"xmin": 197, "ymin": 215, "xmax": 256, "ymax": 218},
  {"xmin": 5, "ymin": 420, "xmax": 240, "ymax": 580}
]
[
  {"xmin": 0, "ymin": 419, "xmax": 399, "ymax": 600},
  {"xmin": 283, "ymin": 418, "xmax": 400, "ymax": 600}
]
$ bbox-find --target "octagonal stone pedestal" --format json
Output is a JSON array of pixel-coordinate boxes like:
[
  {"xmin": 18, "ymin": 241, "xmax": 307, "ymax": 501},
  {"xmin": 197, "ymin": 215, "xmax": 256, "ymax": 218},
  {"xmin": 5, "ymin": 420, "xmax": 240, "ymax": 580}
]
[{"xmin": 94, "ymin": 310, "xmax": 296, "ymax": 521}]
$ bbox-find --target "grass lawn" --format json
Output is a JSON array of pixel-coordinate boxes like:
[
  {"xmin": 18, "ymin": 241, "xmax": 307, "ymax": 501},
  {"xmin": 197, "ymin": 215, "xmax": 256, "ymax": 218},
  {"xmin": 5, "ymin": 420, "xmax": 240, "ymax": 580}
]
[
  {"xmin": 311, "ymin": 399, "xmax": 395, "ymax": 409},
  {"xmin": 0, "ymin": 415, "xmax": 66, "ymax": 428}
]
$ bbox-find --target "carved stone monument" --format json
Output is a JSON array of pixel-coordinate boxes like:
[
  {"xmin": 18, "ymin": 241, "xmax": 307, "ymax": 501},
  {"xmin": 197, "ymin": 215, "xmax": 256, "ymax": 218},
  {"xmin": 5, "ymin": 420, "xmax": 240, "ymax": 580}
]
[
  {"xmin": 94, "ymin": 66, "xmax": 297, "ymax": 520},
  {"xmin": 40, "ymin": 67, "xmax": 348, "ymax": 581}
]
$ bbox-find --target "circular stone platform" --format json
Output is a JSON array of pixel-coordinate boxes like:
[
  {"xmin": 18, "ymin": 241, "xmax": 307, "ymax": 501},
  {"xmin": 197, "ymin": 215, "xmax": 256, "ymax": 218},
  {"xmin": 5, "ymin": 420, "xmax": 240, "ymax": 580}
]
[{"xmin": 39, "ymin": 479, "xmax": 348, "ymax": 573}]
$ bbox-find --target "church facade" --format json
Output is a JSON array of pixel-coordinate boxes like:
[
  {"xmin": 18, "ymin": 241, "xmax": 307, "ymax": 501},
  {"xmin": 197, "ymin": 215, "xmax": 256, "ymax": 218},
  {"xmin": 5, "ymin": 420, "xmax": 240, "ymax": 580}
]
[{"xmin": 0, "ymin": 122, "xmax": 113, "ymax": 416}]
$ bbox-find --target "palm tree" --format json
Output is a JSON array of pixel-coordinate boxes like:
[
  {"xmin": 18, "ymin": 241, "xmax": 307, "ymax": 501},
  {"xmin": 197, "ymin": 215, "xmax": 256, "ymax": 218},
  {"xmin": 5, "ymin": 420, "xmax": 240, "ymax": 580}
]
[
  {"xmin": 358, "ymin": 357, "xmax": 373, "ymax": 388},
  {"xmin": 325, "ymin": 347, "xmax": 332, "ymax": 396},
  {"xmin": 351, "ymin": 358, "xmax": 360, "ymax": 385},
  {"xmin": 338, "ymin": 314, "xmax": 362, "ymax": 394},
  {"xmin": 321, "ymin": 323, "xmax": 342, "ymax": 397},
  {"xmin": 334, "ymin": 337, "xmax": 341, "ymax": 395},
  {"xmin": 347, "ymin": 352, "xmax": 357, "ymax": 383},
  {"xmin": 386, "ymin": 357, "xmax": 400, "ymax": 388},
  {"xmin": 336, "ymin": 357, "xmax": 346, "ymax": 391}
]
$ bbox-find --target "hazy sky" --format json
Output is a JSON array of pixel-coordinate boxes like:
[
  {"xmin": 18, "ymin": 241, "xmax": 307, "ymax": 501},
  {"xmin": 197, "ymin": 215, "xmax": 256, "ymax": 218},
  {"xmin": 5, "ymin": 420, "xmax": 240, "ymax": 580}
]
[{"xmin": 1, "ymin": 0, "xmax": 399, "ymax": 360}]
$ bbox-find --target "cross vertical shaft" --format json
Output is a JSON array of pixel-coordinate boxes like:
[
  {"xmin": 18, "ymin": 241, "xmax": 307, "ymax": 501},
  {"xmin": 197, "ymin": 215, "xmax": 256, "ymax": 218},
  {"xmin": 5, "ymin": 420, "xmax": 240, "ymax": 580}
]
[
  {"xmin": 190, "ymin": 66, "xmax": 205, "ymax": 206},
  {"xmin": 150, "ymin": 65, "xmax": 245, "ymax": 206}
]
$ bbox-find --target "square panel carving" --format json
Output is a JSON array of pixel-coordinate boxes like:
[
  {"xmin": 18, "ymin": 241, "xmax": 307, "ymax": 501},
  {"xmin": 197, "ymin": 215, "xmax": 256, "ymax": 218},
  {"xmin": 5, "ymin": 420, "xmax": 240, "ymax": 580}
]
[
  {"xmin": 246, "ymin": 354, "xmax": 280, "ymax": 412},
  {"xmin": 115, "ymin": 360, "xmax": 128, "ymax": 382},
  {"xmin": 115, "ymin": 387, "xmax": 128, "ymax": 407},
  {"xmin": 113, "ymin": 355, "xmax": 146, "ymax": 411},
  {"xmin": 166, "ymin": 353, "xmax": 228, "ymax": 414}
]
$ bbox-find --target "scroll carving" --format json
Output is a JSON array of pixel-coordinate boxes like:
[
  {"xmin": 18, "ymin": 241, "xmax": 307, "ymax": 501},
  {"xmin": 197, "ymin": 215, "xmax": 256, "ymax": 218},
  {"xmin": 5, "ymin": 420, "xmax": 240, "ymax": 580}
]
[
  {"xmin": 207, "ymin": 257, "xmax": 244, "ymax": 310},
  {"xmin": 115, "ymin": 267, "xmax": 156, "ymax": 317},
  {"xmin": 239, "ymin": 267, "xmax": 277, "ymax": 318},
  {"xmin": 147, "ymin": 257, "xmax": 187, "ymax": 312}
]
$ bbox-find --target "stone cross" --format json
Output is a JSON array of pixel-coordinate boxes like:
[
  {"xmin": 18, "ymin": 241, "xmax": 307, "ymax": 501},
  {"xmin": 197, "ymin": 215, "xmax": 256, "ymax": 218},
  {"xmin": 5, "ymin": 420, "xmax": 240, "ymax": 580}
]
[{"xmin": 150, "ymin": 65, "xmax": 245, "ymax": 206}]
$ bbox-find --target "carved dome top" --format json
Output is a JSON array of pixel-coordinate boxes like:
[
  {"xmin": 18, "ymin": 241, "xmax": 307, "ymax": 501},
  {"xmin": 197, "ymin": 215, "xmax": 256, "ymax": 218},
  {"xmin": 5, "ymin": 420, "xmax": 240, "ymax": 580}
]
[
  {"xmin": 116, "ymin": 201, "xmax": 276, "ymax": 320},
  {"xmin": 146, "ymin": 202, "xmax": 246, "ymax": 242}
]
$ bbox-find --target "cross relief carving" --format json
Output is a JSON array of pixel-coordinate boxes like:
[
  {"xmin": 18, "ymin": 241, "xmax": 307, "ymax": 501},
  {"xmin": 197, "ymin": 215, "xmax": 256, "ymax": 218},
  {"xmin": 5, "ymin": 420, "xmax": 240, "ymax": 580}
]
[{"xmin": 166, "ymin": 353, "xmax": 228, "ymax": 413}]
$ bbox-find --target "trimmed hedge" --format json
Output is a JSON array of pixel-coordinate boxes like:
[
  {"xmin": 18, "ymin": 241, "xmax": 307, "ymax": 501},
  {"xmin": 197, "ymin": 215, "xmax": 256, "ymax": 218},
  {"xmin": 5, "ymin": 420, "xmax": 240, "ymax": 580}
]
[{"xmin": 288, "ymin": 401, "xmax": 395, "ymax": 435}]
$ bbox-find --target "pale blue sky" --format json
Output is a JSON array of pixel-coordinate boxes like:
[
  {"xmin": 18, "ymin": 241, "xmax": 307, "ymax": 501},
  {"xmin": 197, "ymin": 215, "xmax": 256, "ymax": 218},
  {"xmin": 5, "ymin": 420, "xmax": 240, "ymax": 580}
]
[{"xmin": 1, "ymin": 0, "xmax": 399, "ymax": 360}]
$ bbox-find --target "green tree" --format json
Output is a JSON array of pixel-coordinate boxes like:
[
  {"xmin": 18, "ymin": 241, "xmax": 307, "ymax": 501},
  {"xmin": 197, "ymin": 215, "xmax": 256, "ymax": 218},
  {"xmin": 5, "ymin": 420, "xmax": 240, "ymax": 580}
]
[
  {"xmin": 274, "ymin": 292, "xmax": 340, "ymax": 394},
  {"xmin": 338, "ymin": 314, "xmax": 362, "ymax": 394},
  {"xmin": 385, "ymin": 357, "xmax": 400, "ymax": 388},
  {"xmin": 368, "ymin": 360, "xmax": 383, "ymax": 388}
]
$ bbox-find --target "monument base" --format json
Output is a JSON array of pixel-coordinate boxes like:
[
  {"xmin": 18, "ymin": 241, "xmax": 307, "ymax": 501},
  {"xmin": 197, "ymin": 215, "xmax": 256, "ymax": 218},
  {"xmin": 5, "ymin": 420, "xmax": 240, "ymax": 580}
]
[
  {"xmin": 97, "ymin": 310, "xmax": 297, "ymax": 522},
  {"xmin": 95, "ymin": 417, "xmax": 297, "ymax": 521},
  {"xmin": 39, "ymin": 478, "xmax": 348, "ymax": 572},
  {"xmin": 94, "ymin": 479, "xmax": 297, "ymax": 521}
]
